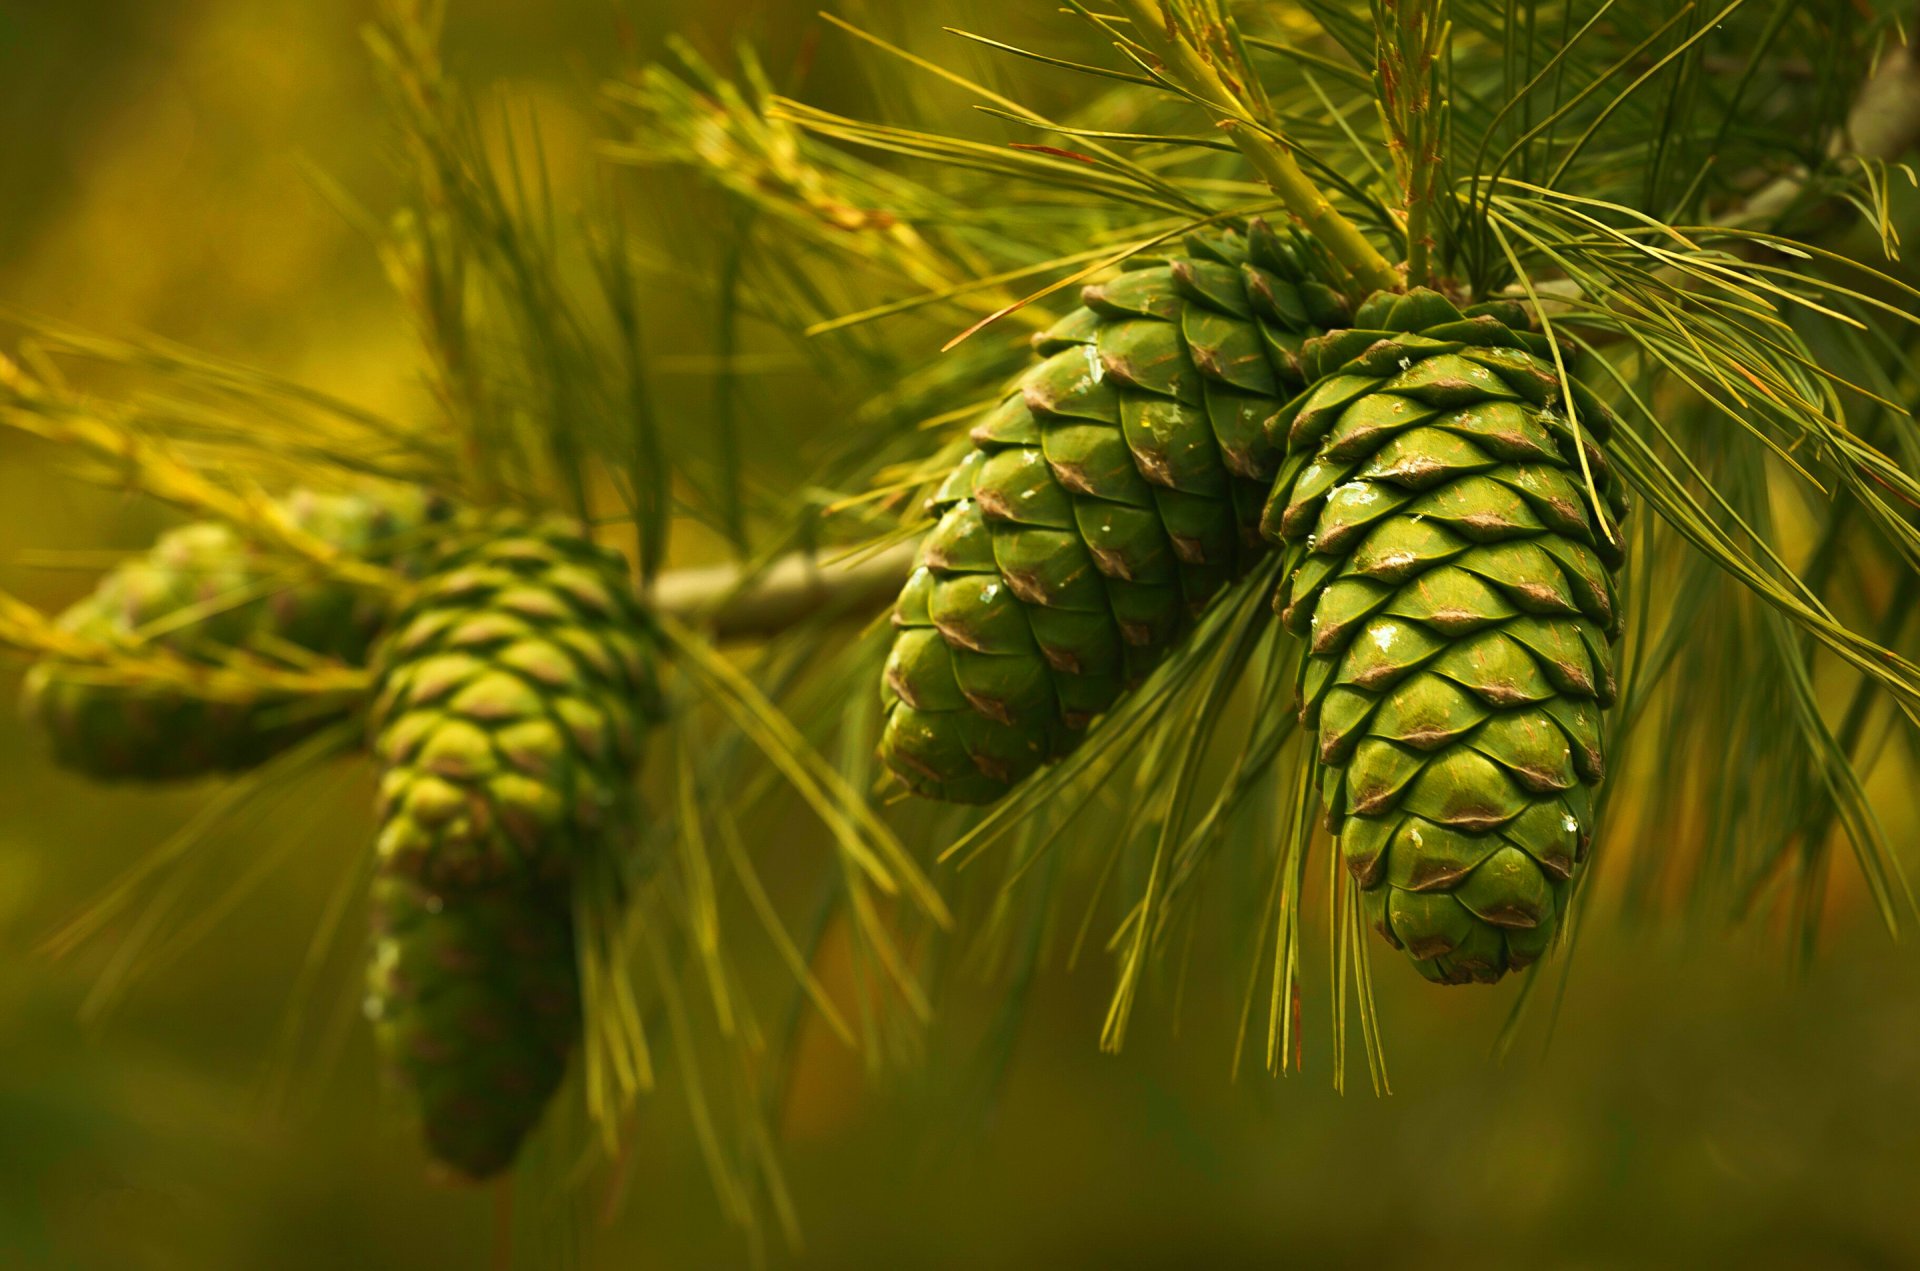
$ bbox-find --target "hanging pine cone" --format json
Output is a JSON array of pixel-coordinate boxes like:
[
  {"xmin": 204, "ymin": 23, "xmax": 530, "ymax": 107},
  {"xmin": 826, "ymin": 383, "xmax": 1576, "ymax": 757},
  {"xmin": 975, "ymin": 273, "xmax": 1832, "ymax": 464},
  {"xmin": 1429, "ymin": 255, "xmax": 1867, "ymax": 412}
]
[
  {"xmin": 365, "ymin": 869, "xmax": 578, "ymax": 1181},
  {"xmin": 1264, "ymin": 289, "xmax": 1629, "ymax": 985},
  {"xmin": 367, "ymin": 513, "xmax": 654, "ymax": 890},
  {"xmin": 22, "ymin": 486, "xmax": 448, "ymax": 781},
  {"xmin": 881, "ymin": 221, "xmax": 1350, "ymax": 802},
  {"xmin": 366, "ymin": 513, "xmax": 654, "ymax": 1176}
]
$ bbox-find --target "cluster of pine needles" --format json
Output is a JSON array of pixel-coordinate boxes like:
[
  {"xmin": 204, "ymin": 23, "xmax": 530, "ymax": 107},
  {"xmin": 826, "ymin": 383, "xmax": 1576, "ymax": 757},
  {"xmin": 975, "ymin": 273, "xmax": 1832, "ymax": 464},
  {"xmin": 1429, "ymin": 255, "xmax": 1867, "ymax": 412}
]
[{"xmin": 1, "ymin": 0, "xmax": 1918, "ymax": 1255}]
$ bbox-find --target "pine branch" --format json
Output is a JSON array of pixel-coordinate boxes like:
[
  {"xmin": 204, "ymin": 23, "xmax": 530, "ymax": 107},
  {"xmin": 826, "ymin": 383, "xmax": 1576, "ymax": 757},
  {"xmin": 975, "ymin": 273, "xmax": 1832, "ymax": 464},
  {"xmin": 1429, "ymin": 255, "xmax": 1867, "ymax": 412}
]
[
  {"xmin": 1524, "ymin": 43, "xmax": 1920, "ymax": 311},
  {"xmin": 1732, "ymin": 45, "xmax": 1920, "ymax": 227},
  {"xmin": 1111, "ymin": 0, "xmax": 1402, "ymax": 293},
  {"xmin": 650, "ymin": 542, "xmax": 918, "ymax": 642},
  {"xmin": 647, "ymin": 46, "xmax": 1919, "ymax": 650},
  {"xmin": 1373, "ymin": 0, "xmax": 1448, "ymax": 287}
]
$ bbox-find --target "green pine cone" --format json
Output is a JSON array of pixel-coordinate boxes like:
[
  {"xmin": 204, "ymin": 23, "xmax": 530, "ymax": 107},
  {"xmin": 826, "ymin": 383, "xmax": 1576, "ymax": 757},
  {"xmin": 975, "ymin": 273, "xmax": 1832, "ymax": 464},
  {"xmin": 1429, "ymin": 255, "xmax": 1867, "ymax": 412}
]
[
  {"xmin": 368, "ymin": 513, "xmax": 654, "ymax": 890},
  {"xmin": 880, "ymin": 221, "xmax": 1350, "ymax": 802},
  {"xmin": 365, "ymin": 867, "xmax": 578, "ymax": 1180},
  {"xmin": 22, "ymin": 486, "xmax": 449, "ymax": 781},
  {"xmin": 1263, "ymin": 288, "xmax": 1630, "ymax": 985}
]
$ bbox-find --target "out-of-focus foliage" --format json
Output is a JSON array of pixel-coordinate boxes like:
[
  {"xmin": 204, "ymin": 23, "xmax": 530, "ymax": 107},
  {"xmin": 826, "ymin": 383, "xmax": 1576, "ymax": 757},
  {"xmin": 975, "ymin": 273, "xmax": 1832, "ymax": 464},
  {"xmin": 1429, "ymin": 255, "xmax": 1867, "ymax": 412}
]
[{"xmin": 2, "ymin": 1, "xmax": 1920, "ymax": 1267}]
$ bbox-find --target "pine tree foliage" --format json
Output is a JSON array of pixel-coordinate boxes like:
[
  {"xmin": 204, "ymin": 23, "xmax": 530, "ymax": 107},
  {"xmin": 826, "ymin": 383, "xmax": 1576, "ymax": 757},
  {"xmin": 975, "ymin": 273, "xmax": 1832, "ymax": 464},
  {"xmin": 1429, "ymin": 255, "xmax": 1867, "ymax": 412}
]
[{"xmin": 2, "ymin": 0, "xmax": 1918, "ymax": 1252}]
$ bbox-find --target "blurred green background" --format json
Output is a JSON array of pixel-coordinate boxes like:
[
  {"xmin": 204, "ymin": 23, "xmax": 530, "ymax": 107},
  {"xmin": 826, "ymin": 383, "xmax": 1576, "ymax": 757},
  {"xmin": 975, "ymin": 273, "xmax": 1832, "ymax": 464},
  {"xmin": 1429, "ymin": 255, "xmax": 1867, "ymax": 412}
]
[{"xmin": 2, "ymin": 3, "xmax": 1919, "ymax": 1267}]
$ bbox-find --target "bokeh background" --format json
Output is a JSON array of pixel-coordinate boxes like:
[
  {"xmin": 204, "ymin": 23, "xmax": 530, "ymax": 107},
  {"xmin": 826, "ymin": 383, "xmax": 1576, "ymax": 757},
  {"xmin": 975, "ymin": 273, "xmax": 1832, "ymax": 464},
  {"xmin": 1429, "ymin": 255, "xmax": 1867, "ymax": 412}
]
[{"xmin": 2, "ymin": 3, "xmax": 1919, "ymax": 1267}]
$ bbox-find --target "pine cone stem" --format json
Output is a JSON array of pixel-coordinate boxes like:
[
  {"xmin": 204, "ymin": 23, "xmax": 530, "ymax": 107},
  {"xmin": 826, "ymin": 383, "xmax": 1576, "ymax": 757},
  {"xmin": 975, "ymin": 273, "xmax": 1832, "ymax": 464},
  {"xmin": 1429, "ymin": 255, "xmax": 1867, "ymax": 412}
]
[
  {"xmin": 1113, "ymin": 0, "xmax": 1401, "ymax": 295},
  {"xmin": 648, "ymin": 541, "xmax": 920, "ymax": 641}
]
